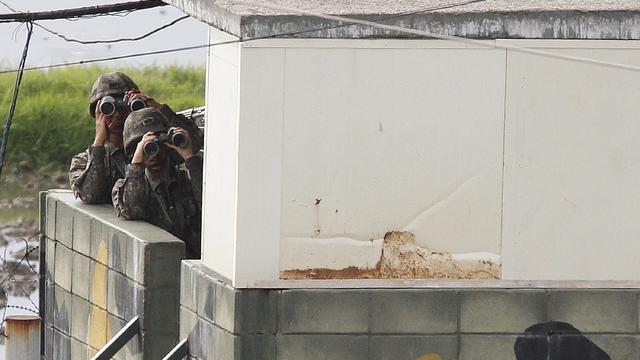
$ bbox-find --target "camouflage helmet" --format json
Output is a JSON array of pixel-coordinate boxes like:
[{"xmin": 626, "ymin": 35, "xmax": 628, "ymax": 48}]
[
  {"xmin": 88, "ymin": 72, "xmax": 138, "ymax": 117},
  {"xmin": 123, "ymin": 108, "xmax": 169, "ymax": 155}
]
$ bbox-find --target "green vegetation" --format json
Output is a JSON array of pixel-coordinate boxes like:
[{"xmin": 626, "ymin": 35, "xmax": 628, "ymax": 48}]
[{"xmin": 0, "ymin": 65, "xmax": 205, "ymax": 172}]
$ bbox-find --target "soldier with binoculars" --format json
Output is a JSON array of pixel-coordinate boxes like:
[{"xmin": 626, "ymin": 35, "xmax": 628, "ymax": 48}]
[
  {"xmin": 112, "ymin": 108, "xmax": 202, "ymax": 258},
  {"xmin": 69, "ymin": 71, "xmax": 203, "ymax": 204}
]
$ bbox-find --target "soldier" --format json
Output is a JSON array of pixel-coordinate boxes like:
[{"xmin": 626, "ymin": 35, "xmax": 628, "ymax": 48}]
[
  {"xmin": 112, "ymin": 108, "xmax": 202, "ymax": 258},
  {"xmin": 69, "ymin": 71, "xmax": 203, "ymax": 204}
]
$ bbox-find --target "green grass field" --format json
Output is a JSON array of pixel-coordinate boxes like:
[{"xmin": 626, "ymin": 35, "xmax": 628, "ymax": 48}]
[{"xmin": 0, "ymin": 65, "xmax": 205, "ymax": 173}]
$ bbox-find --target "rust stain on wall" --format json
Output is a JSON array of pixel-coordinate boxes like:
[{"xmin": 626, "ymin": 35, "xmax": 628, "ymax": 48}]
[{"xmin": 282, "ymin": 231, "xmax": 500, "ymax": 280}]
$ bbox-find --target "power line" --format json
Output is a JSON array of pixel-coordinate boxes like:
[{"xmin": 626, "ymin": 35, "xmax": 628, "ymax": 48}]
[
  {"xmin": 0, "ymin": 0, "xmax": 489, "ymax": 74},
  {"xmin": 0, "ymin": 21, "xmax": 33, "ymax": 178},
  {"xmin": 0, "ymin": 0, "xmax": 165, "ymax": 22},
  {"xmin": 35, "ymin": 15, "xmax": 190, "ymax": 44},
  {"xmin": 230, "ymin": 0, "xmax": 640, "ymax": 73}
]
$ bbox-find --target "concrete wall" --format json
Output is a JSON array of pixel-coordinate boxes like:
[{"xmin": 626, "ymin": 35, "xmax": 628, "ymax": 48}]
[
  {"xmin": 202, "ymin": 33, "xmax": 640, "ymax": 286},
  {"xmin": 180, "ymin": 260, "xmax": 640, "ymax": 360},
  {"xmin": 40, "ymin": 191, "xmax": 184, "ymax": 359}
]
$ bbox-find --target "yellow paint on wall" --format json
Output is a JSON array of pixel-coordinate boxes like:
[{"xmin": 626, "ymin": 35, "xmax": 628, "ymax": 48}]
[
  {"xmin": 89, "ymin": 240, "xmax": 109, "ymax": 349},
  {"xmin": 417, "ymin": 354, "xmax": 442, "ymax": 360}
]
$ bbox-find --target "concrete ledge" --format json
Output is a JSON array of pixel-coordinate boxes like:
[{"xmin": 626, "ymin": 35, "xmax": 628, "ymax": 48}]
[
  {"xmin": 181, "ymin": 260, "xmax": 640, "ymax": 359},
  {"xmin": 40, "ymin": 190, "xmax": 185, "ymax": 359},
  {"xmin": 164, "ymin": 0, "xmax": 640, "ymax": 40}
]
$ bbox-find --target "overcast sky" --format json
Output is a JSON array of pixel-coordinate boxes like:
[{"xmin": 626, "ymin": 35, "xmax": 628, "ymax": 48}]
[{"xmin": 0, "ymin": 0, "xmax": 208, "ymax": 70}]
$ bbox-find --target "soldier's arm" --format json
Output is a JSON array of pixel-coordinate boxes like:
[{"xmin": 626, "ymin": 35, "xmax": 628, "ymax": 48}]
[
  {"xmin": 184, "ymin": 154, "xmax": 203, "ymax": 209},
  {"xmin": 112, "ymin": 164, "xmax": 149, "ymax": 219},
  {"xmin": 69, "ymin": 147, "xmax": 109, "ymax": 204}
]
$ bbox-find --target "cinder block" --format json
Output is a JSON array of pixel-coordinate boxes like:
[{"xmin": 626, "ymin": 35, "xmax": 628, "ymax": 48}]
[
  {"xmin": 39, "ymin": 191, "xmax": 48, "ymax": 233},
  {"xmin": 215, "ymin": 282, "xmax": 237, "ymax": 333},
  {"xmin": 72, "ymin": 209, "xmax": 91, "ymax": 255},
  {"xmin": 238, "ymin": 289, "xmax": 277, "ymax": 335},
  {"xmin": 108, "ymin": 313, "xmax": 128, "ymax": 360},
  {"xmin": 44, "ymin": 236, "xmax": 56, "ymax": 285},
  {"xmin": 107, "ymin": 269, "xmax": 132, "ymax": 320},
  {"xmin": 239, "ymin": 334, "xmax": 276, "ymax": 360},
  {"xmin": 125, "ymin": 330, "xmax": 143, "ymax": 360},
  {"xmin": 108, "ymin": 228, "xmax": 128, "ymax": 273},
  {"xmin": 143, "ymin": 330, "xmax": 180, "ymax": 360},
  {"xmin": 55, "ymin": 201, "xmax": 74, "ymax": 248},
  {"xmin": 144, "ymin": 286, "xmax": 180, "ymax": 332},
  {"xmin": 72, "ymin": 253, "xmax": 91, "ymax": 301},
  {"xmin": 368, "ymin": 335, "xmax": 458, "ymax": 360},
  {"xmin": 90, "ymin": 219, "xmax": 109, "ymax": 264},
  {"xmin": 180, "ymin": 307, "xmax": 199, "ymax": 348},
  {"xmin": 460, "ymin": 290, "xmax": 546, "ymax": 333},
  {"xmin": 45, "ymin": 281, "xmax": 55, "ymax": 325},
  {"xmin": 70, "ymin": 337, "xmax": 89, "ymax": 360},
  {"xmin": 277, "ymin": 335, "xmax": 369, "ymax": 360},
  {"xmin": 547, "ymin": 290, "xmax": 638, "ymax": 333},
  {"xmin": 46, "ymin": 196, "xmax": 56, "ymax": 238},
  {"xmin": 459, "ymin": 335, "xmax": 519, "ymax": 360},
  {"xmin": 88, "ymin": 304, "xmax": 108, "ymax": 350},
  {"xmin": 54, "ymin": 285, "xmax": 72, "ymax": 335},
  {"xmin": 279, "ymin": 290, "xmax": 367, "ymax": 334},
  {"xmin": 146, "ymin": 241, "xmax": 184, "ymax": 288},
  {"xmin": 71, "ymin": 294, "xmax": 90, "ymax": 344},
  {"xmin": 214, "ymin": 324, "xmax": 238, "ymax": 360},
  {"xmin": 196, "ymin": 270, "xmax": 215, "ymax": 323},
  {"xmin": 587, "ymin": 335, "xmax": 640, "ymax": 359},
  {"xmin": 370, "ymin": 290, "xmax": 458, "ymax": 335},
  {"xmin": 54, "ymin": 242, "xmax": 73, "ymax": 292},
  {"xmin": 89, "ymin": 260, "xmax": 108, "ymax": 309},
  {"xmin": 53, "ymin": 329, "xmax": 72, "ymax": 360},
  {"xmin": 124, "ymin": 238, "xmax": 136, "ymax": 284},
  {"xmin": 44, "ymin": 324, "xmax": 54, "ymax": 359},
  {"xmin": 180, "ymin": 261, "xmax": 198, "ymax": 313},
  {"xmin": 199, "ymin": 318, "xmax": 216, "ymax": 359}
]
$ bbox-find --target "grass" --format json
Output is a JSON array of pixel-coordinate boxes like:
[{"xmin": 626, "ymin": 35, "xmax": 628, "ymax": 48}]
[{"xmin": 0, "ymin": 65, "xmax": 205, "ymax": 172}]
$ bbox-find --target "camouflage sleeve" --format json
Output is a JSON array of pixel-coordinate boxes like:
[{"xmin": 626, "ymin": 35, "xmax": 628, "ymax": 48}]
[
  {"xmin": 112, "ymin": 164, "xmax": 149, "ymax": 220},
  {"xmin": 184, "ymin": 154, "xmax": 203, "ymax": 210},
  {"xmin": 159, "ymin": 104, "xmax": 204, "ymax": 153},
  {"xmin": 69, "ymin": 146, "xmax": 109, "ymax": 204}
]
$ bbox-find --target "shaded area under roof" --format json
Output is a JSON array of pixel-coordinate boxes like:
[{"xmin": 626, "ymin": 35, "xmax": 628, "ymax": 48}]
[{"xmin": 164, "ymin": 0, "xmax": 640, "ymax": 39}]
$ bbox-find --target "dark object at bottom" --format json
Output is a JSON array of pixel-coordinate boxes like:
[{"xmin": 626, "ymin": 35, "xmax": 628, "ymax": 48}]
[{"xmin": 514, "ymin": 321, "xmax": 610, "ymax": 360}]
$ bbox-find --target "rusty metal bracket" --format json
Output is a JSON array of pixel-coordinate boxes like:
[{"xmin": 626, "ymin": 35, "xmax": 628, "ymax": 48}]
[{"xmin": 91, "ymin": 316, "xmax": 140, "ymax": 360}]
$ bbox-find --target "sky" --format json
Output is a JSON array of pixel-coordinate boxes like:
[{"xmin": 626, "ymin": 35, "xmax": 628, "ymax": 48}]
[{"xmin": 0, "ymin": 0, "xmax": 209, "ymax": 70}]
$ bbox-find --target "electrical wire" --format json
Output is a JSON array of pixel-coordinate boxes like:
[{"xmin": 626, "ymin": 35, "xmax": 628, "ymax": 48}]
[
  {"xmin": 0, "ymin": 21, "xmax": 33, "ymax": 178},
  {"xmin": 35, "ymin": 15, "xmax": 190, "ymax": 44},
  {"xmin": 230, "ymin": 0, "xmax": 640, "ymax": 73},
  {"xmin": 0, "ymin": 0, "xmax": 187, "ymax": 44}
]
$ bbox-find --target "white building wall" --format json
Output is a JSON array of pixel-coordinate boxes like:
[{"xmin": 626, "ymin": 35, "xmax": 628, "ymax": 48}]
[
  {"xmin": 202, "ymin": 34, "xmax": 640, "ymax": 285},
  {"xmin": 201, "ymin": 28, "xmax": 241, "ymax": 280},
  {"xmin": 501, "ymin": 40, "xmax": 640, "ymax": 280}
]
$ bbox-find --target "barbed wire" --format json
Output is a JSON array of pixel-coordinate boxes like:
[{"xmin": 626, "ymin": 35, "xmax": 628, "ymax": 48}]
[{"xmin": 0, "ymin": 223, "xmax": 40, "ymax": 333}]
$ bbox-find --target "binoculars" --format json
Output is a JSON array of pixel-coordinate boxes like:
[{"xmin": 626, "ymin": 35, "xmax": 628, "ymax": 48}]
[
  {"xmin": 100, "ymin": 95, "xmax": 145, "ymax": 116},
  {"xmin": 143, "ymin": 130, "xmax": 188, "ymax": 156}
]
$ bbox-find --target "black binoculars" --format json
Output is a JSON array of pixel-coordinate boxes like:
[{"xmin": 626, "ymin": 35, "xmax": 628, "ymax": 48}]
[
  {"xmin": 100, "ymin": 95, "xmax": 145, "ymax": 116},
  {"xmin": 143, "ymin": 130, "xmax": 188, "ymax": 156}
]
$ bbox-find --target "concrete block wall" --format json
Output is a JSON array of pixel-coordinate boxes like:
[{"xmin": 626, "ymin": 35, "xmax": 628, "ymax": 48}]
[
  {"xmin": 181, "ymin": 260, "xmax": 640, "ymax": 359},
  {"xmin": 40, "ymin": 190, "xmax": 185, "ymax": 359}
]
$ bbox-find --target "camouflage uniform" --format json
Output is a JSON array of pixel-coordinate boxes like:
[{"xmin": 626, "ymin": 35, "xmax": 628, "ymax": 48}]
[
  {"xmin": 112, "ymin": 108, "xmax": 202, "ymax": 258},
  {"xmin": 69, "ymin": 72, "xmax": 203, "ymax": 204}
]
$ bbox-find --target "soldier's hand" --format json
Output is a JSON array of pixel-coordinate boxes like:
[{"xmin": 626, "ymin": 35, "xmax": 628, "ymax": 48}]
[
  {"xmin": 132, "ymin": 132, "xmax": 157, "ymax": 164},
  {"xmin": 165, "ymin": 127, "xmax": 194, "ymax": 160},
  {"xmin": 124, "ymin": 89, "xmax": 162, "ymax": 111},
  {"xmin": 93, "ymin": 102, "xmax": 109, "ymax": 146}
]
